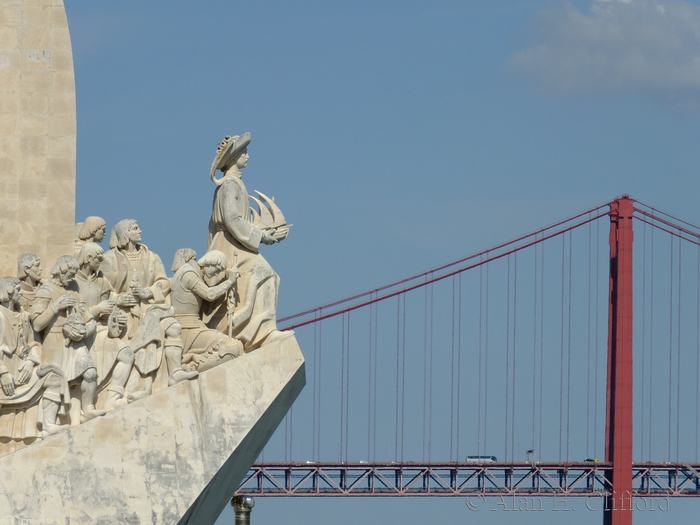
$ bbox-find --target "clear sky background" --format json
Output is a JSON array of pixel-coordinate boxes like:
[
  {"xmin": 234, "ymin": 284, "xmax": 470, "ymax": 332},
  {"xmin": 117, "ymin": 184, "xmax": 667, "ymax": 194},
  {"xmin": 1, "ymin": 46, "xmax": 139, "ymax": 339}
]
[{"xmin": 63, "ymin": 0, "xmax": 700, "ymax": 523}]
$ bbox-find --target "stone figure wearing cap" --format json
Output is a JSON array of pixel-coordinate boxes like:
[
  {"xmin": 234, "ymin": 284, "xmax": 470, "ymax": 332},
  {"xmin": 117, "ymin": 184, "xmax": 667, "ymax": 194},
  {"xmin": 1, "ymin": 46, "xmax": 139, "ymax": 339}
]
[{"xmin": 204, "ymin": 133, "xmax": 290, "ymax": 351}]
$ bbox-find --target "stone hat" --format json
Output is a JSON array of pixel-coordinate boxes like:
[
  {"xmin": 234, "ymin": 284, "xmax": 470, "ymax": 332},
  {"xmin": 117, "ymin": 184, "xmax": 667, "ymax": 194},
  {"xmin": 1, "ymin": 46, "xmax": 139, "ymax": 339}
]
[
  {"xmin": 218, "ymin": 133, "xmax": 251, "ymax": 170},
  {"xmin": 210, "ymin": 132, "xmax": 251, "ymax": 185}
]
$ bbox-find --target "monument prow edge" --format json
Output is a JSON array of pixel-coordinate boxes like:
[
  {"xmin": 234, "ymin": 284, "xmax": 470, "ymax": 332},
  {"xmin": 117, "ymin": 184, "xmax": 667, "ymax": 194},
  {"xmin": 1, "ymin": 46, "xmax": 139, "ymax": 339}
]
[{"xmin": 0, "ymin": 333, "xmax": 305, "ymax": 525}]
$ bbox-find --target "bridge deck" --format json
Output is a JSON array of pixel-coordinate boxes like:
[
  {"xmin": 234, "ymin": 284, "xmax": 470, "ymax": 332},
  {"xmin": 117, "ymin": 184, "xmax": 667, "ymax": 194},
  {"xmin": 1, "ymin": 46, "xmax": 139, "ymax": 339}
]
[{"xmin": 236, "ymin": 462, "xmax": 700, "ymax": 497}]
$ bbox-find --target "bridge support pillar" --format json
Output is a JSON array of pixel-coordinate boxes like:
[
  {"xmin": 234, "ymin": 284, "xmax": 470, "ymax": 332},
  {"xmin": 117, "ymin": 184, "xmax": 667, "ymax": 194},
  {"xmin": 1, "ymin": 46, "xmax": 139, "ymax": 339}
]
[{"xmin": 604, "ymin": 196, "xmax": 635, "ymax": 525}]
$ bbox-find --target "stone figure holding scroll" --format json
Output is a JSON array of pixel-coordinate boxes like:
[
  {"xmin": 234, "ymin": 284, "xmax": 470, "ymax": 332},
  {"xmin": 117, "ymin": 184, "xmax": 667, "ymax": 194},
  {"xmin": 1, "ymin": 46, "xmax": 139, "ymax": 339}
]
[{"xmin": 205, "ymin": 133, "xmax": 290, "ymax": 351}]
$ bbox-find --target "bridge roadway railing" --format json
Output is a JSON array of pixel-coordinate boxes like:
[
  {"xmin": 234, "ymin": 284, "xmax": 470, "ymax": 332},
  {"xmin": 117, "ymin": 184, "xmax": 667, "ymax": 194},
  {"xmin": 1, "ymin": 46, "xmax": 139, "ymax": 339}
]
[{"xmin": 235, "ymin": 462, "xmax": 700, "ymax": 498}]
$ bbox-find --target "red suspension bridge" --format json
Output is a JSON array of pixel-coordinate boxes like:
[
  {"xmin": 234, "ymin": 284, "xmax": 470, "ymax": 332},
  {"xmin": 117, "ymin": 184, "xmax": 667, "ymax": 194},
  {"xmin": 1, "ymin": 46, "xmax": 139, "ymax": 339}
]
[{"xmin": 236, "ymin": 196, "xmax": 700, "ymax": 525}]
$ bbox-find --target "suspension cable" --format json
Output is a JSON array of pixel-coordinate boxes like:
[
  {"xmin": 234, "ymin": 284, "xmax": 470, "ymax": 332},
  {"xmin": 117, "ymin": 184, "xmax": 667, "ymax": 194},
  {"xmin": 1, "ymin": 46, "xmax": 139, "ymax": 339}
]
[
  {"xmin": 635, "ymin": 203, "xmax": 700, "ymax": 238},
  {"xmin": 282, "ymin": 213, "xmax": 610, "ymax": 330},
  {"xmin": 422, "ymin": 278, "xmax": 428, "ymax": 461},
  {"xmin": 401, "ymin": 293, "xmax": 407, "ymax": 462},
  {"xmin": 566, "ymin": 230, "xmax": 573, "ymax": 462},
  {"xmin": 635, "ymin": 216, "xmax": 700, "ymax": 248},
  {"xmin": 559, "ymin": 235, "xmax": 565, "ymax": 462},
  {"xmin": 345, "ymin": 314, "xmax": 350, "ymax": 461},
  {"xmin": 312, "ymin": 310, "xmax": 319, "ymax": 460},
  {"xmin": 512, "ymin": 252, "xmax": 518, "ymax": 462},
  {"xmin": 340, "ymin": 313, "xmax": 346, "ymax": 462},
  {"xmin": 456, "ymin": 272, "xmax": 463, "ymax": 462},
  {"xmin": 394, "ymin": 297, "xmax": 400, "ymax": 462},
  {"xmin": 676, "ymin": 239, "xmax": 682, "ymax": 462},
  {"xmin": 373, "ymin": 295, "xmax": 378, "ymax": 461},
  {"xmin": 594, "ymin": 217, "xmax": 600, "ymax": 458},
  {"xmin": 649, "ymin": 222, "xmax": 655, "ymax": 461},
  {"xmin": 532, "ymin": 235, "xmax": 538, "ymax": 455},
  {"xmin": 450, "ymin": 276, "xmax": 456, "ymax": 460},
  {"xmin": 429, "ymin": 281, "xmax": 434, "ymax": 462},
  {"xmin": 281, "ymin": 203, "xmax": 613, "ymax": 324},
  {"xmin": 484, "ymin": 262, "xmax": 490, "ymax": 456},
  {"xmin": 587, "ymin": 216, "xmax": 593, "ymax": 456},
  {"xmin": 641, "ymin": 219, "xmax": 647, "ymax": 462},
  {"xmin": 505, "ymin": 255, "xmax": 511, "ymax": 461},
  {"xmin": 477, "ymin": 262, "xmax": 483, "ymax": 457},
  {"xmin": 367, "ymin": 300, "xmax": 373, "ymax": 461},
  {"xmin": 272, "ymin": 198, "xmax": 700, "ymax": 468},
  {"xmin": 668, "ymin": 237, "xmax": 674, "ymax": 462},
  {"xmin": 317, "ymin": 316, "xmax": 323, "ymax": 461},
  {"xmin": 697, "ymin": 242, "xmax": 700, "ymax": 462},
  {"xmin": 539, "ymin": 240, "xmax": 545, "ymax": 458}
]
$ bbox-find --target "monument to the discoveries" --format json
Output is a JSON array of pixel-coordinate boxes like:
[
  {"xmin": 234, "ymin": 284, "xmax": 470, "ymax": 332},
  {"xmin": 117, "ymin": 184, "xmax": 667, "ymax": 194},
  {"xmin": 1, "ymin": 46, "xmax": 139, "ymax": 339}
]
[{"xmin": 0, "ymin": 2, "xmax": 304, "ymax": 524}]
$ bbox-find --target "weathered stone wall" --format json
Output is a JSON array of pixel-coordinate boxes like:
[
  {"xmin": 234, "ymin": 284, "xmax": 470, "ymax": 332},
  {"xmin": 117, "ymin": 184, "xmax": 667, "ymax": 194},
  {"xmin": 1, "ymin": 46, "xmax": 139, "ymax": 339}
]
[
  {"xmin": 0, "ymin": 0, "xmax": 76, "ymax": 277},
  {"xmin": 0, "ymin": 334, "xmax": 305, "ymax": 525}
]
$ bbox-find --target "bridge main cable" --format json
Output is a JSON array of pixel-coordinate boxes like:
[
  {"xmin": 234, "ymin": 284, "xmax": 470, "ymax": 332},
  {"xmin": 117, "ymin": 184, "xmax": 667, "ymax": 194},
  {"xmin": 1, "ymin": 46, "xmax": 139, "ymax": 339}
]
[{"xmin": 281, "ymin": 204, "xmax": 612, "ymax": 331}]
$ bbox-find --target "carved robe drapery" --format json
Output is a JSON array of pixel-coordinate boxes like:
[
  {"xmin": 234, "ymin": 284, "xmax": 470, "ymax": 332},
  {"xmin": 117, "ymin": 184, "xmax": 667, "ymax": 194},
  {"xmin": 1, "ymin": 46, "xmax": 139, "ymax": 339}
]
[
  {"xmin": 30, "ymin": 282, "xmax": 86, "ymax": 383},
  {"xmin": 101, "ymin": 245, "xmax": 170, "ymax": 314},
  {"xmin": 206, "ymin": 174, "xmax": 280, "ymax": 351},
  {"xmin": 18, "ymin": 281, "xmax": 40, "ymax": 313},
  {"xmin": 101, "ymin": 245, "xmax": 173, "ymax": 375},
  {"xmin": 0, "ymin": 306, "xmax": 68, "ymax": 440},
  {"xmin": 69, "ymin": 271, "xmax": 125, "ymax": 388}
]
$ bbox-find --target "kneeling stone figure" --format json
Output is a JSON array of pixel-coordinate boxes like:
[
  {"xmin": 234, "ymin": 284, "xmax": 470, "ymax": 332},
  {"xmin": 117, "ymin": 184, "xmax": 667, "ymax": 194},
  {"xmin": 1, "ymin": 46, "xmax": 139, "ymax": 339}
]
[{"xmin": 170, "ymin": 250, "xmax": 242, "ymax": 372}]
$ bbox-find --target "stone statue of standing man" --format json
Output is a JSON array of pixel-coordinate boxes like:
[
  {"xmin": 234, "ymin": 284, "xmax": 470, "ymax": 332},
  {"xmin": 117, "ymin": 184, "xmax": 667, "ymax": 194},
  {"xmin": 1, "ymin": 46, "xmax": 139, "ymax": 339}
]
[{"xmin": 204, "ymin": 133, "xmax": 290, "ymax": 352}]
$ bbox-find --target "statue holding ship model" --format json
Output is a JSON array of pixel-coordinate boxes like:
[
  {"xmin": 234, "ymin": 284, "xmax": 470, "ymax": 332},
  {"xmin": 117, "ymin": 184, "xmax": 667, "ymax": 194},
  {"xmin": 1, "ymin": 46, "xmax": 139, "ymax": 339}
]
[
  {"xmin": 205, "ymin": 132, "xmax": 291, "ymax": 352},
  {"xmin": 0, "ymin": 132, "xmax": 291, "ymax": 455}
]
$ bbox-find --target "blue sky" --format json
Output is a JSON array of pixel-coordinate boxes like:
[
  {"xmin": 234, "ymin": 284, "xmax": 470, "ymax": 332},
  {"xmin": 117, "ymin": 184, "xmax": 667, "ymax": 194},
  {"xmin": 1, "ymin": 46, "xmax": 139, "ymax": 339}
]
[{"xmin": 64, "ymin": 1, "xmax": 700, "ymax": 523}]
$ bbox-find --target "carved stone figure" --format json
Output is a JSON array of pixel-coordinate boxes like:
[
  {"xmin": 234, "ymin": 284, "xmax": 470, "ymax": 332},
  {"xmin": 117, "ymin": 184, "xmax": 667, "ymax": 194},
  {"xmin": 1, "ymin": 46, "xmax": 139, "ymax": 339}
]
[
  {"xmin": 0, "ymin": 277, "xmax": 69, "ymax": 443},
  {"xmin": 74, "ymin": 216, "xmax": 107, "ymax": 257},
  {"xmin": 102, "ymin": 220, "xmax": 196, "ymax": 398},
  {"xmin": 30, "ymin": 256, "xmax": 104, "ymax": 422},
  {"xmin": 205, "ymin": 133, "xmax": 290, "ymax": 351},
  {"xmin": 171, "ymin": 248, "xmax": 197, "ymax": 273},
  {"xmin": 62, "ymin": 314, "xmax": 105, "ymax": 421},
  {"xmin": 70, "ymin": 243, "xmax": 134, "ymax": 410},
  {"xmin": 170, "ymin": 250, "xmax": 242, "ymax": 372},
  {"xmin": 30, "ymin": 256, "xmax": 83, "ymax": 370},
  {"xmin": 17, "ymin": 253, "xmax": 43, "ymax": 313}
]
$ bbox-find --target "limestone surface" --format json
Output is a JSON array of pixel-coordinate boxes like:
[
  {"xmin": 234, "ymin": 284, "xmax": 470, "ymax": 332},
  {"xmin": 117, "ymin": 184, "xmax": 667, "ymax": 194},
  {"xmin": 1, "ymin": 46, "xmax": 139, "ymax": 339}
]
[
  {"xmin": 0, "ymin": 333, "xmax": 305, "ymax": 525},
  {"xmin": 0, "ymin": 0, "xmax": 77, "ymax": 277}
]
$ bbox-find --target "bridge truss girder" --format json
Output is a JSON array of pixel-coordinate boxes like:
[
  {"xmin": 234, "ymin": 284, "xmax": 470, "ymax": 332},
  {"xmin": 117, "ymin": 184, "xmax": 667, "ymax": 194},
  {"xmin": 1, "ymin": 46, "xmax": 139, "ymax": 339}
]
[{"xmin": 236, "ymin": 462, "xmax": 700, "ymax": 498}]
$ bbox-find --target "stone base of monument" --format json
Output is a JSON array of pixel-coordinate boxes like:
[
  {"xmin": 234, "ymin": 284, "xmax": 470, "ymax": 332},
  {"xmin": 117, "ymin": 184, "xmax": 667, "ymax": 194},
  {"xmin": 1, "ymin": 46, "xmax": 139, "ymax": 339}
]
[{"xmin": 0, "ymin": 333, "xmax": 305, "ymax": 525}]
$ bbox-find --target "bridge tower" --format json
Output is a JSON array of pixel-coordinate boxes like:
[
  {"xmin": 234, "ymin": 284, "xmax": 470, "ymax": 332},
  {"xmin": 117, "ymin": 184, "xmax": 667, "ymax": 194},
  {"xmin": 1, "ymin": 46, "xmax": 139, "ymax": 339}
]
[{"xmin": 605, "ymin": 195, "xmax": 634, "ymax": 525}]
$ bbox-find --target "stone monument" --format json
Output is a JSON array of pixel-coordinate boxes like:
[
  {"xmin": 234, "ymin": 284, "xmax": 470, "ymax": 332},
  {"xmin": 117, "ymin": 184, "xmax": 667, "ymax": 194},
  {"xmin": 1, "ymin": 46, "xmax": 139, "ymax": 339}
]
[
  {"xmin": 0, "ymin": 0, "xmax": 76, "ymax": 278},
  {"xmin": 0, "ymin": 2, "xmax": 304, "ymax": 524}
]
